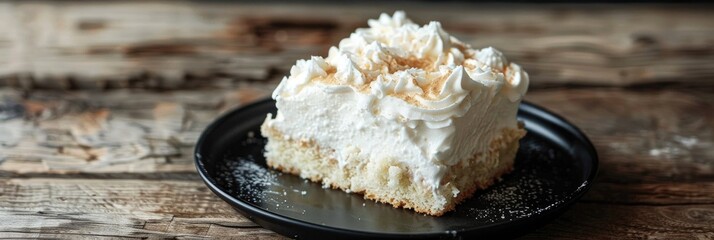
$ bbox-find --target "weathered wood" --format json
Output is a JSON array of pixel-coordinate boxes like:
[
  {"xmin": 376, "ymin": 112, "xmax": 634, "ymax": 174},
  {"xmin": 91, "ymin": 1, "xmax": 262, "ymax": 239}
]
[
  {"xmin": 2, "ymin": 88, "xmax": 710, "ymax": 182},
  {"xmin": 0, "ymin": 83, "xmax": 274, "ymax": 175},
  {"xmin": 524, "ymin": 203, "xmax": 714, "ymax": 240},
  {"xmin": 0, "ymin": 178, "xmax": 711, "ymax": 239},
  {"xmin": 0, "ymin": 178, "xmax": 284, "ymax": 239},
  {"xmin": 0, "ymin": 2, "xmax": 712, "ymax": 89},
  {"xmin": 527, "ymin": 89, "xmax": 714, "ymax": 184},
  {"xmin": 0, "ymin": 87, "xmax": 712, "ymax": 238}
]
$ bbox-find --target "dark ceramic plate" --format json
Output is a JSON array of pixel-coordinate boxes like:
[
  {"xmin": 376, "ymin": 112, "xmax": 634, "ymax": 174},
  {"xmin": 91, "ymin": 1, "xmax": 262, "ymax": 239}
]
[{"xmin": 195, "ymin": 99, "xmax": 598, "ymax": 239}]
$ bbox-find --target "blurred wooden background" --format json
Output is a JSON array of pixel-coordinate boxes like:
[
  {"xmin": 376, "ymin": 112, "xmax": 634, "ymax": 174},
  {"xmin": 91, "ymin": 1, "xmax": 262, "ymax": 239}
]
[{"xmin": 0, "ymin": 1, "xmax": 712, "ymax": 239}]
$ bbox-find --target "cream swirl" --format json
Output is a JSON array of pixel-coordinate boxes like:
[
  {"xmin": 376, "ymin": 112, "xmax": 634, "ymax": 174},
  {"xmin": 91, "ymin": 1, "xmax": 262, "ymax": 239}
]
[{"xmin": 276, "ymin": 11, "xmax": 528, "ymax": 116}]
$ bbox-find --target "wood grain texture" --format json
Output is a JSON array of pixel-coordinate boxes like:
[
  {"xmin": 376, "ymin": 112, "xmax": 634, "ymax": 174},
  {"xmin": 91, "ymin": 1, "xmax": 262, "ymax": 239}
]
[
  {"xmin": 1, "ymin": 87, "xmax": 712, "ymax": 239},
  {"xmin": 523, "ymin": 203, "xmax": 714, "ymax": 240},
  {"xmin": 0, "ymin": 1, "xmax": 712, "ymax": 239},
  {"xmin": 0, "ymin": 2, "xmax": 712, "ymax": 89},
  {"xmin": 0, "ymin": 179, "xmax": 280, "ymax": 239},
  {"xmin": 0, "ymin": 179, "xmax": 712, "ymax": 239}
]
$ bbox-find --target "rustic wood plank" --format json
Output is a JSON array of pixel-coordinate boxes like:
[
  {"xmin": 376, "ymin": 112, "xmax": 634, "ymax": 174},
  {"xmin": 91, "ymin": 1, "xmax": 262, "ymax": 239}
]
[
  {"xmin": 523, "ymin": 203, "xmax": 714, "ymax": 240},
  {"xmin": 2, "ymin": 87, "xmax": 710, "ymax": 185},
  {"xmin": 0, "ymin": 178, "xmax": 284, "ymax": 239},
  {"xmin": 0, "ymin": 83, "xmax": 274, "ymax": 175},
  {"xmin": 526, "ymin": 89, "xmax": 714, "ymax": 184},
  {"xmin": 583, "ymin": 182, "xmax": 714, "ymax": 205},
  {"xmin": 0, "ymin": 2, "xmax": 712, "ymax": 89},
  {"xmin": 0, "ymin": 178, "xmax": 711, "ymax": 239},
  {"xmin": 0, "ymin": 87, "xmax": 712, "ymax": 239}
]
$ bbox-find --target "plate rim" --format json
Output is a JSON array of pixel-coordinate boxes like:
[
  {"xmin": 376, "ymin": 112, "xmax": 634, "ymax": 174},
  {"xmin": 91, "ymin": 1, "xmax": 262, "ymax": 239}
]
[{"xmin": 194, "ymin": 98, "xmax": 599, "ymax": 239}]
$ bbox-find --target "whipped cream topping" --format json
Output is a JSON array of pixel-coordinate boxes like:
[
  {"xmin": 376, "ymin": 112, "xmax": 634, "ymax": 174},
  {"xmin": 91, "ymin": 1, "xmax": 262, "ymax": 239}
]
[{"xmin": 267, "ymin": 11, "xmax": 529, "ymax": 191}]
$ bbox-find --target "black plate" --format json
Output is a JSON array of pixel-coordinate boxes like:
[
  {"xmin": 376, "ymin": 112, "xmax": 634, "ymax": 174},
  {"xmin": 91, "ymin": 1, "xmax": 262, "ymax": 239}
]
[{"xmin": 195, "ymin": 99, "xmax": 598, "ymax": 239}]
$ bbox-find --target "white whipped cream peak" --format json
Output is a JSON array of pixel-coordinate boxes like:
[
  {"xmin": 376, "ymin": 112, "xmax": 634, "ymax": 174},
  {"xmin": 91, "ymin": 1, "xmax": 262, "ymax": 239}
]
[
  {"xmin": 275, "ymin": 11, "xmax": 528, "ymax": 107},
  {"xmin": 268, "ymin": 11, "xmax": 529, "ymax": 190},
  {"xmin": 475, "ymin": 47, "xmax": 507, "ymax": 70}
]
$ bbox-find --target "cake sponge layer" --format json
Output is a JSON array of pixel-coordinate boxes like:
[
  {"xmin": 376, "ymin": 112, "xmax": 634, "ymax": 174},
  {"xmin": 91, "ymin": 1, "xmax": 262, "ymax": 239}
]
[{"xmin": 261, "ymin": 122, "xmax": 525, "ymax": 216}]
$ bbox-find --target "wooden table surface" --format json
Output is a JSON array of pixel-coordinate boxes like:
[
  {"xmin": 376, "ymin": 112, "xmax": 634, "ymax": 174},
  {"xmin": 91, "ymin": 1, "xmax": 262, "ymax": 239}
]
[{"xmin": 0, "ymin": 2, "xmax": 712, "ymax": 239}]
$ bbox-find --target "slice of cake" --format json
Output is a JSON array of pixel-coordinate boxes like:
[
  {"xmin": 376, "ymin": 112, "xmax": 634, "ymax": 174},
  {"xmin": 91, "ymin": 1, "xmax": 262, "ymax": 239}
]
[{"xmin": 261, "ymin": 11, "xmax": 529, "ymax": 216}]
